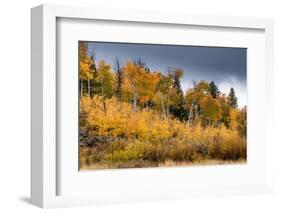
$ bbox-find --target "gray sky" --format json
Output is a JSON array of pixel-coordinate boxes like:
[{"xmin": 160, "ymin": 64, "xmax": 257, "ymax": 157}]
[{"xmin": 87, "ymin": 42, "xmax": 247, "ymax": 108}]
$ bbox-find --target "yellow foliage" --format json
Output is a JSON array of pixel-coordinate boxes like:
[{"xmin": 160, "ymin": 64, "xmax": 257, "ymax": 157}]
[
  {"xmin": 122, "ymin": 62, "xmax": 160, "ymax": 104},
  {"xmin": 81, "ymin": 96, "xmax": 245, "ymax": 144},
  {"xmin": 80, "ymin": 95, "xmax": 246, "ymax": 169},
  {"xmin": 79, "ymin": 41, "xmax": 94, "ymax": 80},
  {"xmin": 229, "ymin": 108, "xmax": 239, "ymax": 130},
  {"xmin": 81, "ymin": 96, "xmax": 171, "ymax": 141}
]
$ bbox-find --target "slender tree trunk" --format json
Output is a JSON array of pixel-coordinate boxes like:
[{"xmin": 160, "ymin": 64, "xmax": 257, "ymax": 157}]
[
  {"xmin": 101, "ymin": 75, "xmax": 104, "ymax": 97},
  {"xmin": 188, "ymin": 102, "xmax": 194, "ymax": 124},
  {"xmin": 101, "ymin": 86, "xmax": 104, "ymax": 98},
  {"xmin": 133, "ymin": 91, "xmax": 138, "ymax": 111},
  {"xmin": 166, "ymin": 95, "xmax": 170, "ymax": 118},
  {"xmin": 88, "ymin": 79, "xmax": 90, "ymax": 96},
  {"xmin": 80, "ymin": 80, "xmax": 83, "ymax": 98},
  {"xmin": 160, "ymin": 93, "xmax": 166, "ymax": 118},
  {"xmin": 103, "ymin": 101, "xmax": 107, "ymax": 115},
  {"xmin": 101, "ymin": 75, "xmax": 106, "ymax": 115}
]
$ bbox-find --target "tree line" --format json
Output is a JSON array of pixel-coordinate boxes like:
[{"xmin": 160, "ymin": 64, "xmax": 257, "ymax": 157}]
[{"xmin": 79, "ymin": 41, "xmax": 246, "ymax": 137}]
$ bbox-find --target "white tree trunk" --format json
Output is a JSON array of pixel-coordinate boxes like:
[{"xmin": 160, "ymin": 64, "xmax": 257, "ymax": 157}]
[
  {"xmin": 101, "ymin": 74, "xmax": 104, "ymax": 98},
  {"xmin": 161, "ymin": 93, "xmax": 166, "ymax": 118},
  {"xmin": 188, "ymin": 102, "xmax": 194, "ymax": 124},
  {"xmin": 133, "ymin": 91, "xmax": 138, "ymax": 111}
]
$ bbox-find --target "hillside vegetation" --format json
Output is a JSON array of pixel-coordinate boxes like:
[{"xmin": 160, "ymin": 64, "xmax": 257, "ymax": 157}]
[{"xmin": 79, "ymin": 41, "xmax": 247, "ymax": 169}]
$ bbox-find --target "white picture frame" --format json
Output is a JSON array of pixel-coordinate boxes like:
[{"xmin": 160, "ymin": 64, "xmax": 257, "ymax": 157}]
[{"xmin": 31, "ymin": 4, "xmax": 274, "ymax": 208}]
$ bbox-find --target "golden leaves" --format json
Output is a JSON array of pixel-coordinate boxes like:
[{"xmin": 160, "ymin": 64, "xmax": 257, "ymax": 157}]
[{"xmin": 80, "ymin": 95, "xmax": 244, "ymax": 143}]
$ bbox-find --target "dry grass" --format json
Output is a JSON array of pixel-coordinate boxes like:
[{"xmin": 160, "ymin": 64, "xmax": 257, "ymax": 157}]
[{"xmin": 80, "ymin": 159, "xmax": 246, "ymax": 170}]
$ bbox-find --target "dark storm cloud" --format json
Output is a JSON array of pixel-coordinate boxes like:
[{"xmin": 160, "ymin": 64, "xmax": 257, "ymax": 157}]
[{"xmin": 87, "ymin": 42, "xmax": 247, "ymax": 107}]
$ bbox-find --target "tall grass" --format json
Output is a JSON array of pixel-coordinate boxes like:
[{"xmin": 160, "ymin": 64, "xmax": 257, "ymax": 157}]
[{"xmin": 80, "ymin": 127, "xmax": 246, "ymax": 169}]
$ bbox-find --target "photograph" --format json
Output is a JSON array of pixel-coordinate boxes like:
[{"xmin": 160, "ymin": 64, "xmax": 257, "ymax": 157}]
[{"xmin": 79, "ymin": 41, "xmax": 247, "ymax": 170}]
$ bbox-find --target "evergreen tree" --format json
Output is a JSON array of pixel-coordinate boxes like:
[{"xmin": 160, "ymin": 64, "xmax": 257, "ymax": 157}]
[
  {"xmin": 220, "ymin": 97, "xmax": 231, "ymax": 128},
  {"xmin": 89, "ymin": 54, "xmax": 100, "ymax": 96},
  {"xmin": 228, "ymin": 87, "xmax": 238, "ymax": 108},
  {"xmin": 169, "ymin": 68, "xmax": 188, "ymax": 121},
  {"xmin": 113, "ymin": 57, "xmax": 123, "ymax": 102},
  {"xmin": 209, "ymin": 81, "xmax": 219, "ymax": 98}
]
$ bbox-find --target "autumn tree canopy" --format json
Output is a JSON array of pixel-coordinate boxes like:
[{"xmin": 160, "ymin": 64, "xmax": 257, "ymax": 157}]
[{"xmin": 79, "ymin": 41, "xmax": 246, "ymax": 137}]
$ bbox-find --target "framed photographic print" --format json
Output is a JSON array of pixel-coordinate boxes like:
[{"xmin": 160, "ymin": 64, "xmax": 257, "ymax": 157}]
[{"xmin": 31, "ymin": 4, "xmax": 274, "ymax": 208}]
